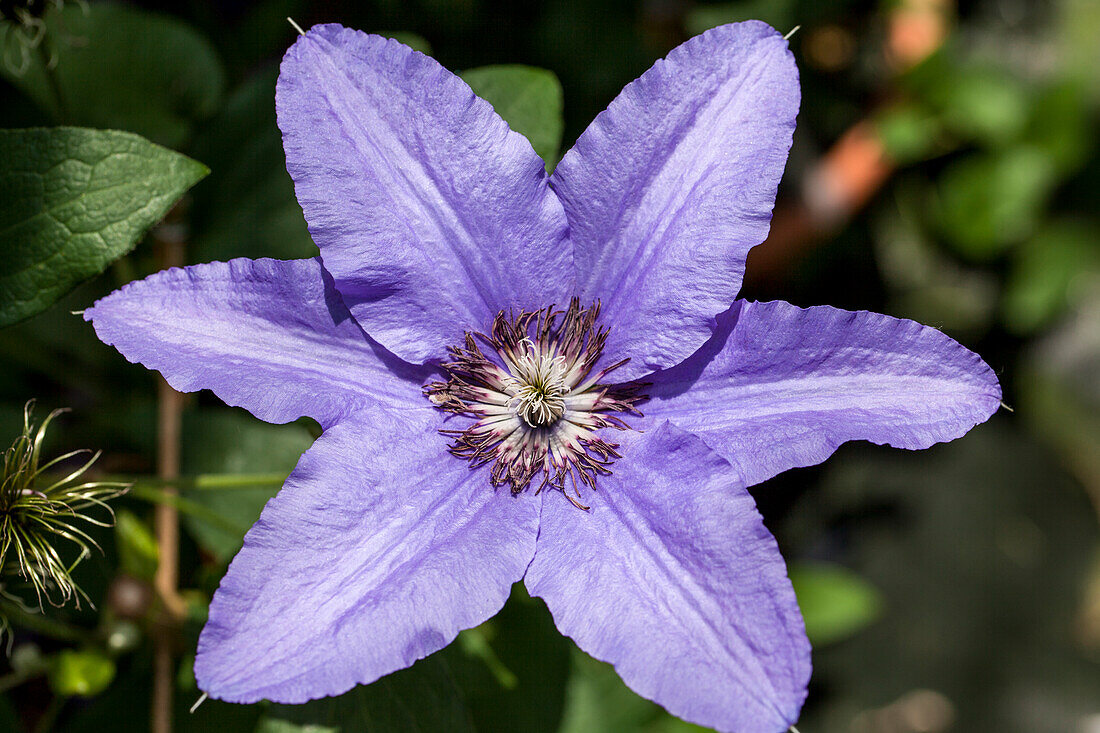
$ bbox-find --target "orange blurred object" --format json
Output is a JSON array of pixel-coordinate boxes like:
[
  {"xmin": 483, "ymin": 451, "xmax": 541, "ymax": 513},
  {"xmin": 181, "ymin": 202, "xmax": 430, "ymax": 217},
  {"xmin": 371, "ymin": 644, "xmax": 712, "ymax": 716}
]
[{"xmin": 748, "ymin": 0, "xmax": 953, "ymax": 283}]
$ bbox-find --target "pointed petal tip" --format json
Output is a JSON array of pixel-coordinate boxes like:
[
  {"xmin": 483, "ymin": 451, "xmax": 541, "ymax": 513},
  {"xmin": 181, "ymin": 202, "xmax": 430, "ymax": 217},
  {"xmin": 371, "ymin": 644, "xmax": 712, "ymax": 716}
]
[
  {"xmin": 276, "ymin": 22, "xmax": 571, "ymax": 366},
  {"xmin": 526, "ymin": 422, "xmax": 810, "ymax": 733},
  {"xmin": 556, "ymin": 19, "xmax": 800, "ymax": 383},
  {"xmin": 645, "ymin": 300, "xmax": 1003, "ymax": 487},
  {"xmin": 194, "ymin": 406, "xmax": 538, "ymax": 705}
]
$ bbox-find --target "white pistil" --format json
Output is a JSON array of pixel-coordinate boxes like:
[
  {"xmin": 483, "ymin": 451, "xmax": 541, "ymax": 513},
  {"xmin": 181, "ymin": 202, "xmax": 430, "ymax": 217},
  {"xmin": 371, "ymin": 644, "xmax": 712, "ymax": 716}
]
[{"xmin": 425, "ymin": 299, "xmax": 646, "ymax": 501}]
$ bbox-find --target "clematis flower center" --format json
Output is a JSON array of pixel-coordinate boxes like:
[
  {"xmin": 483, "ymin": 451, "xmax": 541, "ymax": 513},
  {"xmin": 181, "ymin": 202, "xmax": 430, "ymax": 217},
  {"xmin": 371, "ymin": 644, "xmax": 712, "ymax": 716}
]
[{"xmin": 424, "ymin": 299, "xmax": 645, "ymax": 509}]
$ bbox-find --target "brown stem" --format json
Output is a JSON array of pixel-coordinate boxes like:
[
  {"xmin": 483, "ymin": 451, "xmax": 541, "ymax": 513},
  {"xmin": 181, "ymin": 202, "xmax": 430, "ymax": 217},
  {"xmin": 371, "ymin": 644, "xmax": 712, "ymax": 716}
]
[{"xmin": 152, "ymin": 213, "xmax": 187, "ymax": 733}]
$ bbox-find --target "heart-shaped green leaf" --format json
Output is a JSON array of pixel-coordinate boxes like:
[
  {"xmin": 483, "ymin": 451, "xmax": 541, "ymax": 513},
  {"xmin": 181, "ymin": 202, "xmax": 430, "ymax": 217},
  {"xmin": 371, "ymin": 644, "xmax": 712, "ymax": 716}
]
[
  {"xmin": 0, "ymin": 127, "xmax": 208, "ymax": 327},
  {"xmin": 461, "ymin": 65, "xmax": 564, "ymax": 171}
]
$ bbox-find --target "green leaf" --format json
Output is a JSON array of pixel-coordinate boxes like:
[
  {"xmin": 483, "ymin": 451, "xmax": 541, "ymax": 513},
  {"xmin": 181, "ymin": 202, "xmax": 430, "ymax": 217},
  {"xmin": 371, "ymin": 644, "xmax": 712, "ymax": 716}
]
[
  {"xmin": 255, "ymin": 721, "xmax": 338, "ymax": 733},
  {"xmin": 1024, "ymin": 81, "xmax": 1093, "ymax": 175},
  {"xmin": 935, "ymin": 147, "xmax": 1055, "ymax": 260},
  {"xmin": 875, "ymin": 103, "xmax": 943, "ymax": 165},
  {"xmin": 114, "ymin": 509, "xmax": 159, "ymax": 581},
  {"xmin": 49, "ymin": 649, "xmax": 116, "ymax": 698},
  {"xmin": 461, "ymin": 65, "xmax": 564, "ymax": 171},
  {"xmin": 0, "ymin": 127, "xmax": 208, "ymax": 327},
  {"xmin": 0, "ymin": 3, "xmax": 226, "ymax": 148},
  {"xmin": 936, "ymin": 66, "xmax": 1029, "ymax": 147},
  {"xmin": 789, "ymin": 562, "xmax": 884, "ymax": 646},
  {"xmin": 264, "ymin": 651, "xmax": 475, "ymax": 733},
  {"xmin": 558, "ymin": 645, "xmax": 710, "ymax": 733},
  {"xmin": 180, "ymin": 410, "xmax": 313, "ymax": 562},
  {"xmin": 1003, "ymin": 221, "xmax": 1100, "ymax": 334},
  {"xmin": 449, "ymin": 586, "xmax": 571, "ymax": 733},
  {"xmin": 558, "ymin": 648, "xmax": 661, "ymax": 733}
]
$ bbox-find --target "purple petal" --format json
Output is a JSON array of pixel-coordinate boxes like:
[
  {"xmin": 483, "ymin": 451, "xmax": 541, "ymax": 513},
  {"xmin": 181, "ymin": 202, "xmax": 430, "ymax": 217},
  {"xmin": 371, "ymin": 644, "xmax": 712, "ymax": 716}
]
[
  {"xmin": 645, "ymin": 300, "xmax": 1002, "ymax": 487},
  {"xmin": 196, "ymin": 404, "xmax": 539, "ymax": 703},
  {"xmin": 277, "ymin": 25, "xmax": 571, "ymax": 364},
  {"xmin": 525, "ymin": 422, "xmax": 810, "ymax": 733},
  {"xmin": 85, "ymin": 257, "xmax": 428, "ymax": 429},
  {"xmin": 552, "ymin": 21, "xmax": 799, "ymax": 381}
]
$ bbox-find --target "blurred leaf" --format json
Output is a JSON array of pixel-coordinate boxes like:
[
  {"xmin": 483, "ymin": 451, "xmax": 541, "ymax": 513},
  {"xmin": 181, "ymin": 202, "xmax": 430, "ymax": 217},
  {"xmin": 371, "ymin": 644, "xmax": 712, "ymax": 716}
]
[
  {"xmin": 795, "ymin": 423, "xmax": 1100, "ymax": 732},
  {"xmin": 381, "ymin": 31, "xmax": 433, "ymax": 55},
  {"xmin": 557, "ymin": 644, "xmax": 711, "ymax": 733},
  {"xmin": 180, "ymin": 410, "xmax": 312, "ymax": 562},
  {"xmin": 457, "ymin": 627, "xmax": 518, "ymax": 690},
  {"xmin": 936, "ymin": 147, "xmax": 1055, "ymax": 260},
  {"xmin": 50, "ymin": 649, "xmax": 116, "ymax": 698},
  {"xmin": 684, "ymin": 0, "xmax": 795, "ymax": 37},
  {"xmin": 255, "ymin": 721, "xmax": 338, "ymax": 733},
  {"xmin": 1003, "ymin": 221, "xmax": 1100, "ymax": 334},
  {"xmin": 936, "ymin": 66, "xmax": 1029, "ymax": 147},
  {"xmin": 558, "ymin": 648, "xmax": 660, "ymax": 733},
  {"xmin": 189, "ymin": 68, "xmax": 316, "ymax": 262},
  {"xmin": 1024, "ymin": 81, "xmax": 1092, "ymax": 175},
  {"xmin": 265, "ymin": 651, "xmax": 475, "ymax": 733},
  {"xmin": 874, "ymin": 188, "xmax": 999, "ymax": 336},
  {"xmin": 114, "ymin": 509, "xmax": 158, "ymax": 580},
  {"xmin": 55, "ymin": 648, "xmax": 262, "ymax": 733},
  {"xmin": 789, "ymin": 561, "xmax": 884, "ymax": 645},
  {"xmin": 876, "ymin": 103, "xmax": 944, "ymax": 165},
  {"xmin": 449, "ymin": 586, "xmax": 571, "ymax": 733},
  {"xmin": 0, "ymin": 127, "xmax": 208, "ymax": 327},
  {"xmin": 0, "ymin": 3, "xmax": 226, "ymax": 148},
  {"xmin": 461, "ymin": 65, "xmax": 564, "ymax": 170},
  {"xmin": 1059, "ymin": 0, "xmax": 1100, "ymax": 100}
]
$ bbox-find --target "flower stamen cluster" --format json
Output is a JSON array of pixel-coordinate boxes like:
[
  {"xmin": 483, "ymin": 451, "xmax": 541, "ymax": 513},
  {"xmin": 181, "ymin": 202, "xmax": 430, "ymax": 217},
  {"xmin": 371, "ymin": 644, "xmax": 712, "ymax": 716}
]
[
  {"xmin": 0, "ymin": 403, "xmax": 128, "ymax": 618},
  {"xmin": 425, "ymin": 299, "xmax": 646, "ymax": 508}
]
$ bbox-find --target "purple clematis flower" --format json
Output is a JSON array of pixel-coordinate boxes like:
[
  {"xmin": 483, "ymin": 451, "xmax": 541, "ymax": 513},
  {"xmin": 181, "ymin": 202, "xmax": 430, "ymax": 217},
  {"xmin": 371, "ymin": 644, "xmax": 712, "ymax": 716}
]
[{"xmin": 84, "ymin": 21, "xmax": 1000, "ymax": 733}]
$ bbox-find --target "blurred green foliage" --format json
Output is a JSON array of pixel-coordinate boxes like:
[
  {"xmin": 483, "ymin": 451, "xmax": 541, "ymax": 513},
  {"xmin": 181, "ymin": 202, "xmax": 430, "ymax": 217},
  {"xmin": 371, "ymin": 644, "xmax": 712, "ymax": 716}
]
[
  {"xmin": 0, "ymin": 3, "xmax": 225, "ymax": 147},
  {"xmin": 49, "ymin": 649, "xmax": 115, "ymax": 698},
  {"xmin": 0, "ymin": 0, "xmax": 1097, "ymax": 731},
  {"xmin": 788, "ymin": 562, "xmax": 884, "ymax": 646}
]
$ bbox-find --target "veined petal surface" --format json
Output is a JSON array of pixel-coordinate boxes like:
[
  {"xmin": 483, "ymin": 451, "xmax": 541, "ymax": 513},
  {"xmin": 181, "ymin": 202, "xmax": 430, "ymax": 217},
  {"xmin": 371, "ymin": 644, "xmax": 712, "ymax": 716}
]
[
  {"xmin": 196, "ymin": 404, "xmax": 539, "ymax": 703},
  {"xmin": 645, "ymin": 300, "xmax": 1002, "ymax": 487},
  {"xmin": 85, "ymin": 257, "xmax": 428, "ymax": 429},
  {"xmin": 525, "ymin": 422, "xmax": 810, "ymax": 733},
  {"xmin": 277, "ymin": 24, "xmax": 571, "ymax": 365},
  {"xmin": 553, "ymin": 21, "xmax": 799, "ymax": 381}
]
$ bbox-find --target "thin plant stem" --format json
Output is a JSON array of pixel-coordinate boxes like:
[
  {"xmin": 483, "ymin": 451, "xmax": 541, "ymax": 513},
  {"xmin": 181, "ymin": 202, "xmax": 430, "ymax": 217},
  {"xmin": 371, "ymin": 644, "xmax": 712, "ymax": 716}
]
[
  {"xmin": 0, "ymin": 598, "xmax": 86, "ymax": 642},
  {"xmin": 192, "ymin": 472, "xmax": 288, "ymax": 490},
  {"xmin": 126, "ymin": 485, "xmax": 248, "ymax": 536},
  {"xmin": 0, "ymin": 665, "xmax": 46, "ymax": 694},
  {"xmin": 111, "ymin": 472, "xmax": 289, "ymax": 492},
  {"xmin": 152, "ymin": 223, "xmax": 185, "ymax": 733}
]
